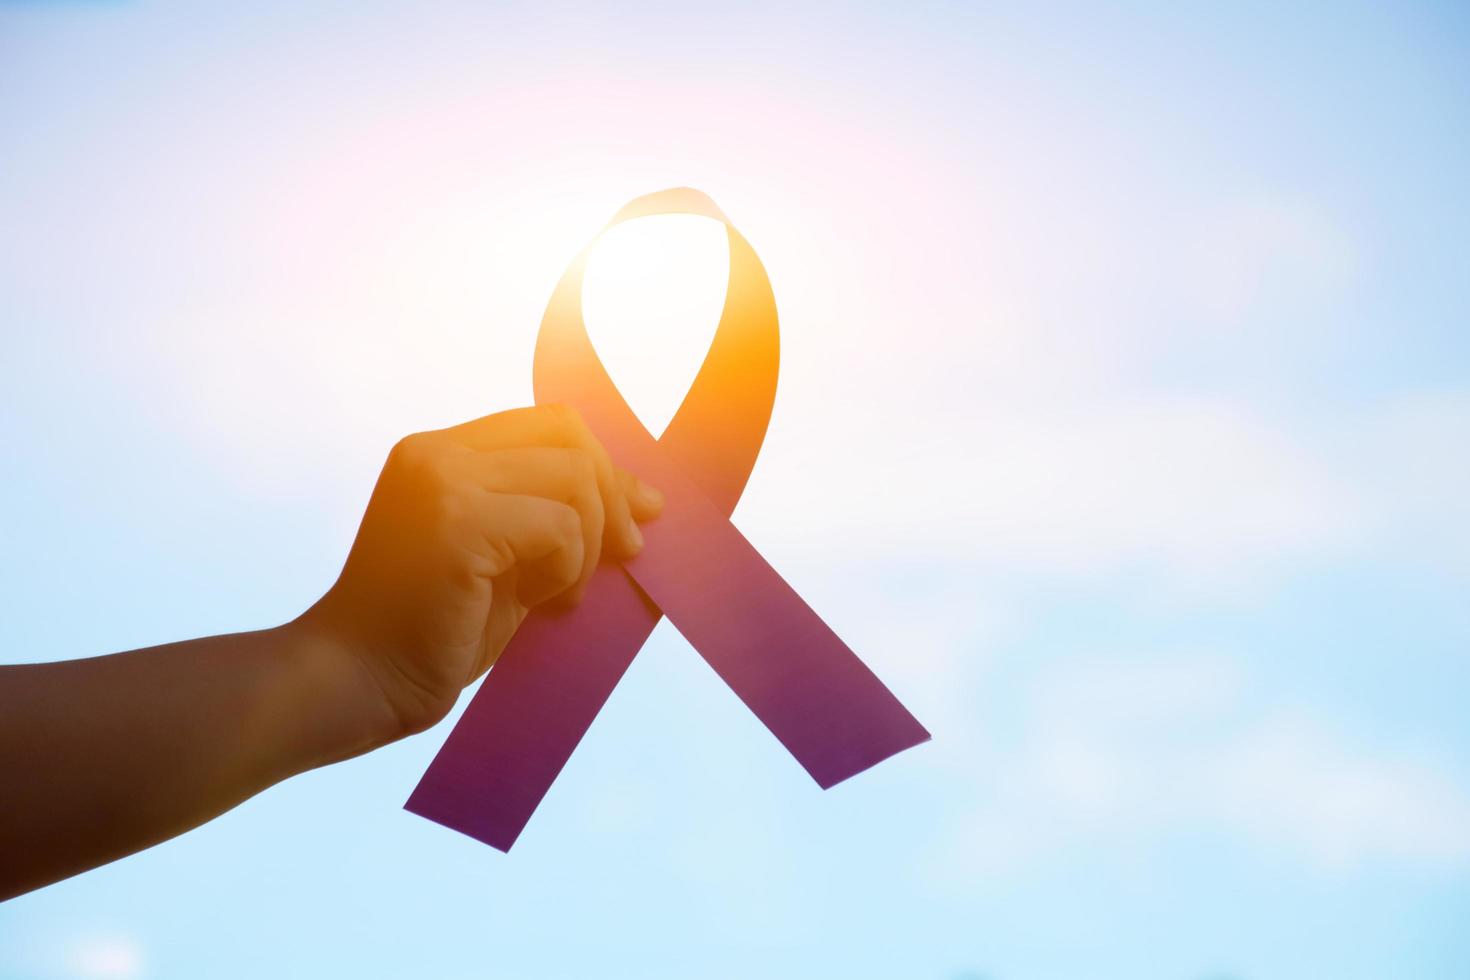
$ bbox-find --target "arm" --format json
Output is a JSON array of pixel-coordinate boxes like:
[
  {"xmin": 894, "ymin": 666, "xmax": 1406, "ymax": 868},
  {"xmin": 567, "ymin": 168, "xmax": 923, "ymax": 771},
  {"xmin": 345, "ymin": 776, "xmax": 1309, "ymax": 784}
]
[{"xmin": 0, "ymin": 405, "xmax": 662, "ymax": 901}]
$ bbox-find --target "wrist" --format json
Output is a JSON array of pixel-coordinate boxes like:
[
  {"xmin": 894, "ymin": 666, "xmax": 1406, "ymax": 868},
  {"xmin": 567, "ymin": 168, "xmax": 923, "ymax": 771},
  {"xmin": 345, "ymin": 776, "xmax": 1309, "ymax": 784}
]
[{"xmin": 271, "ymin": 616, "xmax": 408, "ymax": 767}]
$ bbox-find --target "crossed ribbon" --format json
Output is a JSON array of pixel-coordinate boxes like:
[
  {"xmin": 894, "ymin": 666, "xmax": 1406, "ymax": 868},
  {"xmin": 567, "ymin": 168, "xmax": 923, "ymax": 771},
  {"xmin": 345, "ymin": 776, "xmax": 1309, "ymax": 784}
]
[{"xmin": 406, "ymin": 188, "xmax": 930, "ymax": 850}]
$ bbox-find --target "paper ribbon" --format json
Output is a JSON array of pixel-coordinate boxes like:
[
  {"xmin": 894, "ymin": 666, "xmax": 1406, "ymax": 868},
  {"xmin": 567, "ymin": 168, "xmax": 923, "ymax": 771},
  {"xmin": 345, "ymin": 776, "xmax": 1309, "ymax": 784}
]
[{"xmin": 405, "ymin": 188, "xmax": 930, "ymax": 850}]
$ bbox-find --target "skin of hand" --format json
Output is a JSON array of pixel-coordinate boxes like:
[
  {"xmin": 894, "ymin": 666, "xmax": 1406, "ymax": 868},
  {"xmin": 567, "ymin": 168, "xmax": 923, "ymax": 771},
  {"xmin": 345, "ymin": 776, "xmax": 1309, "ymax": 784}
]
[
  {"xmin": 301, "ymin": 404, "xmax": 664, "ymax": 738},
  {"xmin": 0, "ymin": 404, "xmax": 661, "ymax": 901}
]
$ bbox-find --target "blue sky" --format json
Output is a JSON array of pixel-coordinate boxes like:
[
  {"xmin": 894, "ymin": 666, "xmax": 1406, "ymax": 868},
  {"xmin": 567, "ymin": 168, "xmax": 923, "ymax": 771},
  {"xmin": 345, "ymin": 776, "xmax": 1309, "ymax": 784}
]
[{"xmin": 2, "ymin": 2, "xmax": 1469, "ymax": 978}]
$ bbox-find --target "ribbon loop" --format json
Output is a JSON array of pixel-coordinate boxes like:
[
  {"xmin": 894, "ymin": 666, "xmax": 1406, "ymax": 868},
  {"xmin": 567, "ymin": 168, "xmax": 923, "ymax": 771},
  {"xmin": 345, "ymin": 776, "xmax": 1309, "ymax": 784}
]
[
  {"xmin": 407, "ymin": 189, "xmax": 929, "ymax": 851},
  {"xmin": 535, "ymin": 187, "xmax": 779, "ymax": 513}
]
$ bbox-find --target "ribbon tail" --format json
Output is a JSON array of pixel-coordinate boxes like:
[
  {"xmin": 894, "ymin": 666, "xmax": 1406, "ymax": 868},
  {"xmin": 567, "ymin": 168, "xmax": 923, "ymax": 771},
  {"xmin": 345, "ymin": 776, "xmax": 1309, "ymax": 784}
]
[{"xmin": 404, "ymin": 563, "xmax": 660, "ymax": 851}]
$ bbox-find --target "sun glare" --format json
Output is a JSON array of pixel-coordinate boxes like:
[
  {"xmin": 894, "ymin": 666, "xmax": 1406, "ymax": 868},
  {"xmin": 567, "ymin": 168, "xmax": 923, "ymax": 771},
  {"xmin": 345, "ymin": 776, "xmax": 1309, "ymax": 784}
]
[{"xmin": 581, "ymin": 213, "xmax": 731, "ymax": 437}]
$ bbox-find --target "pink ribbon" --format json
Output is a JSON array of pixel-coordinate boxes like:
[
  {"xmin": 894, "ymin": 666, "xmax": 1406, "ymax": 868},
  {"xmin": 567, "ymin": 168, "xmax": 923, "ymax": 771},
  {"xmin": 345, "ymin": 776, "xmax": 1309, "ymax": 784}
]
[{"xmin": 406, "ymin": 188, "xmax": 930, "ymax": 850}]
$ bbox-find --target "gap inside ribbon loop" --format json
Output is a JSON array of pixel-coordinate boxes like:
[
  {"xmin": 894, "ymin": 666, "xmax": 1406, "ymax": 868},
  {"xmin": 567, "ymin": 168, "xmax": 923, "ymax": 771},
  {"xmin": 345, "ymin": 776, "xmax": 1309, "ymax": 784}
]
[
  {"xmin": 535, "ymin": 187, "xmax": 781, "ymax": 515},
  {"xmin": 581, "ymin": 215, "xmax": 730, "ymax": 439}
]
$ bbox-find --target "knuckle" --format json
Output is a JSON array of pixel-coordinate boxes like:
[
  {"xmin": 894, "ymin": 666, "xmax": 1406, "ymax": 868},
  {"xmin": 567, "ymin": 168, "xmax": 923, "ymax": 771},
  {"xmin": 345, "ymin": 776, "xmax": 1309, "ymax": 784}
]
[
  {"xmin": 388, "ymin": 432, "xmax": 442, "ymax": 480},
  {"xmin": 553, "ymin": 501, "xmax": 582, "ymax": 538},
  {"xmin": 546, "ymin": 402, "xmax": 583, "ymax": 424},
  {"xmin": 547, "ymin": 402, "xmax": 592, "ymax": 443},
  {"xmin": 445, "ymin": 558, "xmax": 483, "ymax": 596},
  {"xmin": 388, "ymin": 431, "xmax": 427, "ymax": 464}
]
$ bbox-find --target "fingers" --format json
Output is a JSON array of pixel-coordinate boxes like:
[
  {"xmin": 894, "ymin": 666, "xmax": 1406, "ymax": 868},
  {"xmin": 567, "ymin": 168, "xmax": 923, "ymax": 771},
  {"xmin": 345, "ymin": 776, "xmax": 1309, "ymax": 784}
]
[
  {"xmin": 456, "ymin": 447, "xmax": 605, "ymax": 603},
  {"xmin": 618, "ymin": 467, "xmax": 664, "ymax": 523},
  {"xmin": 418, "ymin": 405, "xmax": 663, "ymax": 611},
  {"xmin": 437, "ymin": 405, "xmax": 644, "ymax": 557},
  {"xmin": 469, "ymin": 492, "xmax": 586, "ymax": 608}
]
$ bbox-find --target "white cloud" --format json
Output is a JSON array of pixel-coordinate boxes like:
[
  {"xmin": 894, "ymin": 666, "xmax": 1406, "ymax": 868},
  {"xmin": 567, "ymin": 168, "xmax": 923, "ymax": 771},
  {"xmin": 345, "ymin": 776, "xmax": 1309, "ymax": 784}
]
[
  {"xmin": 937, "ymin": 653, "xmax": 1470, "ymax": 878},
  {"xmin": 1348, "ymin": 391, "xmax": 1470, "ymax": 577},
  {"xmin": 66, "ymin": 933, "xmax": 144, "ymax": 980},
  {"xmin": 1216, "ymin": 716, "xmax": 1470, "ymax": 868},
  {"xmin": 744, "ymin": 394, "xmax": 1366, "ymax": 590},
  {"xmin": 958, "ymin": 400, "xmax": 1361, "ymax": 578},
  {"xmin": 1184, "ymin": 197, "xmax": 1360, "ymax": 322}
]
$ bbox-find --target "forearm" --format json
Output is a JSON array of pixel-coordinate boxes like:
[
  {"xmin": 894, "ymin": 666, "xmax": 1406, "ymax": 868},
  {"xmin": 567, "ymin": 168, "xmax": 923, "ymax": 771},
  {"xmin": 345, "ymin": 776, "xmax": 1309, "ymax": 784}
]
[
  {"xmin": 0, "ymin": 622, "xmax": 397, "ymax": 900},
  {"xmin": 0, "ymin": 406, "xmax": 659, "ymax": 901}
]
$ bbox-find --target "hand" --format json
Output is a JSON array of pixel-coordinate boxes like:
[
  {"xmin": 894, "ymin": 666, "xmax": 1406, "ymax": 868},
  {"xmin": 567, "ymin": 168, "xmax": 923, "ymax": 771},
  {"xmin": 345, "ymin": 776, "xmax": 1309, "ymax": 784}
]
[{"xmin": 301, "ymin": 405, "xmax": 663, "ymax": 738}]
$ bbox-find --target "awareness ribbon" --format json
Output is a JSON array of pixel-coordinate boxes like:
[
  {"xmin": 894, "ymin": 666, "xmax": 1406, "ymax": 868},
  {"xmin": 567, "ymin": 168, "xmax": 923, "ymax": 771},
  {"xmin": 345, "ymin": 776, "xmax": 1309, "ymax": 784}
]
[{"xmin": 406, "ymin": 188, "xmax": 930, "ymax": 850}]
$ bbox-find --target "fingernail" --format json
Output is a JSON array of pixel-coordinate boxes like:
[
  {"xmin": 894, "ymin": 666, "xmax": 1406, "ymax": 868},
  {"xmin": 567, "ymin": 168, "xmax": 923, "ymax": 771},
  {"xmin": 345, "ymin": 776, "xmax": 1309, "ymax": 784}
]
[
  {"xmin": 627, "ymin": 519, "xmax": 644, "ymax": 551},
  {"xmin": 638, "ymin": 479, "xmax": 664, "ymax": 508}
]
